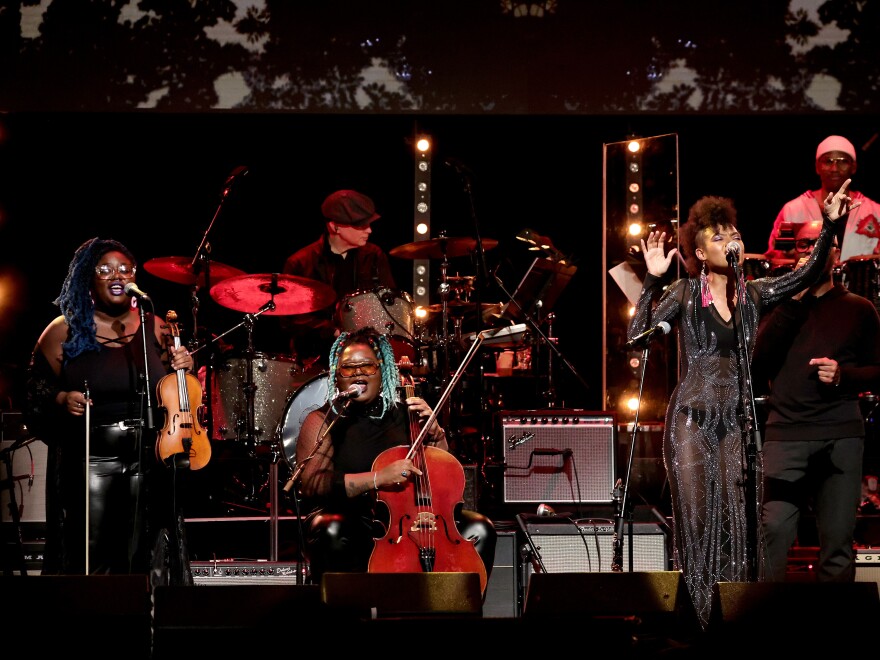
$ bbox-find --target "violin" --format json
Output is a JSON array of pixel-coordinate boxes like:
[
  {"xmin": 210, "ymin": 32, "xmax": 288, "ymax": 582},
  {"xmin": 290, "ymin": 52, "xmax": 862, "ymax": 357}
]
[
  {"xmin": 156, "ymin": 310, "xmax": 210, "ymax": 470},
  {"xmin": 367, "ymin": 373, "xmax": 487, "ymax": 594}
]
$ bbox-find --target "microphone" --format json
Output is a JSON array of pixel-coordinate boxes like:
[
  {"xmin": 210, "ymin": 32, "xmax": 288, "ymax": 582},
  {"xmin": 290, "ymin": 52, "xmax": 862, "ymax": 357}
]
[
  {"xmin": 537, "ymin": 503, "xmax": 556, "ymax": 517},
  {"xmin": 332, "ymin": 384, "xmax": 364, "ymax": 404},
  {"xmin": 726, "ymin": 241, "xmax": 741, "ymax": 264},
  {"xmin": 123, "ymin": 282, "xmax": 151, "ymax": 302},
  {"xmin": 625, "ymin": 321, "xmax": 671, "ymax": 349}
]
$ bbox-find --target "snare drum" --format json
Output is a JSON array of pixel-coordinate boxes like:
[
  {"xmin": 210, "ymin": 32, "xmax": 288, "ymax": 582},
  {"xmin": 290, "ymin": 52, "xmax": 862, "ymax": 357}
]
[
  {"xmin": 278, "ymin": 372, "xmax": 330, "ymax": 468},
  {"xmin": 336, "ymin": 288, "xmax": 416, "ymax": 362},
  {"xmin": 211, "ymin": 352, "xmax": 302, "ymax": 442}
]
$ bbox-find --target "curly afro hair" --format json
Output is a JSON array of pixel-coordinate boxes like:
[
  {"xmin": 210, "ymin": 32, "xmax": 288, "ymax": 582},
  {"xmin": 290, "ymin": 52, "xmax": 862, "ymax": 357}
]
[{"xmin": 678, "ymin": 196, "xmax": 738, "ymax": 277}]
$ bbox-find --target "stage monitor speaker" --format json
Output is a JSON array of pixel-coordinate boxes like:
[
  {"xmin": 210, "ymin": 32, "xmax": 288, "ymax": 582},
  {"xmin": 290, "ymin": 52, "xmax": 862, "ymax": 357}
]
[
  {"xmin": 2, "ymin": 575, "xmax": 152, "ymax": 657},
  {"xmin": 320, "ymin": 572, "xmax": 482, "ymax": 617},
  {"xmin": 153, "ymin": 584, "xmax": 323, "ymax": 657},
  {"xmin": 519, "ymin": 512, "xmax": 668, "ymax": 573},
  {"xmin": 501, "ymin": 410, "xmax": 617, "ymax": 503},
  {"xmin": 523, "ymin": 571, "xmax": 700, "ymax": 640},
  {"xmin": 709, "ymin": 581, "xmax": 880, "ymax": 649}
]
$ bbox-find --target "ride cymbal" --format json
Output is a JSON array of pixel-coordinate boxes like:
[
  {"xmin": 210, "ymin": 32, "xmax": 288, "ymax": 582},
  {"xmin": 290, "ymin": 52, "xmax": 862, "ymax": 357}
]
[
  {"xmin": 209, "ymin": 273, "xmax": 336, "ymax": 316},
  {"xmin": 144, "ymin": 256, "xmax": 246, "ymax": 288},
  {"xmin": 390, "ymin": 237, "xmax": 498, "ymax": 260}
]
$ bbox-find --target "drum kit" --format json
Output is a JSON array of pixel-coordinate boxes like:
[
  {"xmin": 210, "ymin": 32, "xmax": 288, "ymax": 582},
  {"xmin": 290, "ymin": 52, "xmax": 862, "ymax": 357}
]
[{"xmin": 142, "ymin": 234, "xmax": 510, "ymax": 520}]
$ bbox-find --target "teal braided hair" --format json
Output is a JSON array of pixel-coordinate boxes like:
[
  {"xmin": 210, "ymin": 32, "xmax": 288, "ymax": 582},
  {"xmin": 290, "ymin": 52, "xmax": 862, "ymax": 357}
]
[
  {"xmin": 54, "ymin": 237, "xmax": 136, "ymax": 361},
  {"xmin": 327, "ymin": 327, "xmax": 399, "ymax": 419}
]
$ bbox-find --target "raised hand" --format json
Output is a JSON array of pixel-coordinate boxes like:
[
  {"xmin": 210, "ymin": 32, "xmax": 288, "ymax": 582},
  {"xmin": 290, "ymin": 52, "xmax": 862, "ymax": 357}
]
[
  {"xmin": 824, "ymin": 178, "xmax": 861, "ymax": 221},
  {"xmin": 640, "ymin": 231, "xmax": 679, "ymax": 278}
]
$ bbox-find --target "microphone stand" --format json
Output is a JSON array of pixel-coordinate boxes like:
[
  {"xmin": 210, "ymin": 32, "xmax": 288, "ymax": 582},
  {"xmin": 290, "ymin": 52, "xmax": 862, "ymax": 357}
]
[
  {"xmin": 493, "ymin": 273, "xmax": 590, "ymax": 398},
  {"xmin": 729, "ymin": 250, "xmax": 762, "ymax": 581},
  {"xmin": 282, "ymin": 395, "xmax": 353, "ymax": 583},
  {"xmin": 190, "ymin": 165, "xmax": 245, "ymax": 439},
  {"xmin": 611, "ymin": 342, "xmax": 654, "ymax": 572}
]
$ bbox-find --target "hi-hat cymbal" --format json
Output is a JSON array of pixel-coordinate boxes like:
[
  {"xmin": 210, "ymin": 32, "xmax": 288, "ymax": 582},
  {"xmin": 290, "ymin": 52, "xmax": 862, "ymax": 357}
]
[
  {"xmin": 144, "ymin": 256, "xmax": 246, "ymax": 288},
  {"xmin": 390, "ymin": 237, "xmax": 498, "ymax": 260},
  {"xmin": 209, "ymin": 273, "xmax": 336, "ymax": 316}
]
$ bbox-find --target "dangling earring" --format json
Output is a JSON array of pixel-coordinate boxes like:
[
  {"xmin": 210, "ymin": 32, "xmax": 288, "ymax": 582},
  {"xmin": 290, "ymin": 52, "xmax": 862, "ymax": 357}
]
[{"xmin": 700, "ymin": 260, "xmax": 713, "ymax": 307}]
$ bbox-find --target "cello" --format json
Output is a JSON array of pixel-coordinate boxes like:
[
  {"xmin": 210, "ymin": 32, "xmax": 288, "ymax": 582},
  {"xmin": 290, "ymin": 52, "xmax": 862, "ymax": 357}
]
[
  {"xmin": 368, "ymin": 371, "xmax": 487, "ymax": 595},
  {"xmin": 156, "ymin": 310, "xmax": 211, "ymax": 470}
]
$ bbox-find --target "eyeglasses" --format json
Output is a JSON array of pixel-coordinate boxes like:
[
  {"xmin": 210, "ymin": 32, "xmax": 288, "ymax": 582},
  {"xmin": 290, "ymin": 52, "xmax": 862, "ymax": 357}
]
[
  {"xmin": 337, "ymin": 362, "xmax": 379, "ymax": 377},
  {"xmin": 795, "ymin": 238, "xmax": 839, "ymax": 253},
  {"xmin": 818, "ymin": 156, "xmax": 853, "ymax": 169},
  {"xmin": 95, "ymin": 264, "xmax": 136, "ymax": 279}
]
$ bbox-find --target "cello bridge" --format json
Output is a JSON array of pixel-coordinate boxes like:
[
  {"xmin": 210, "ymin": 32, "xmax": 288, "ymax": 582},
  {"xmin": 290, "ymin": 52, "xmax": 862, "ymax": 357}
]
[{"xmin": 408, "ymin": 511, "xmax": 437, "ymax": 533}]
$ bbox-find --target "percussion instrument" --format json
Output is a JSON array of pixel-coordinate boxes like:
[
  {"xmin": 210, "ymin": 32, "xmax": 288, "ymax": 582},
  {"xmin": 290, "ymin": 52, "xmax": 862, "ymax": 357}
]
[
  {"xmin": 389, "ymin": 236, "xmax": 498, "ymax": 260},
  {"xmin": 336, "ymin": 288, "xmax": 417, "ymax": 362},
  {"xmin": 210, "ymin": 273, "xmax": 336, "ymax": 315},
  {"xmin": 211, "ymin": 352, "xmax": 302, "ymax": 442},
  {"xmin": 143, "ymin": 256, "xmax": 245, "ymax": 288},
  {"xmin": 278, "ymin": 371, "xmax": 330, "ymax": 468}
]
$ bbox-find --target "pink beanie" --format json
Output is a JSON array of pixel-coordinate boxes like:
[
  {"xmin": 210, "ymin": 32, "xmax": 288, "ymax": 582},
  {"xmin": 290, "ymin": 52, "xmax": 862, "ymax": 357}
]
[{"xmin": 816, "ymin": 135, "xmax": 856, "ymax": 162}]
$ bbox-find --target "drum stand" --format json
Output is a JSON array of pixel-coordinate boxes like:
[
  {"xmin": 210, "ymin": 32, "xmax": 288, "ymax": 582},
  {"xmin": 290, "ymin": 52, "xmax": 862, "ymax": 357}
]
[{"xmin": 193, "ymin": 300, "xmax": 284, "ymax": 562}]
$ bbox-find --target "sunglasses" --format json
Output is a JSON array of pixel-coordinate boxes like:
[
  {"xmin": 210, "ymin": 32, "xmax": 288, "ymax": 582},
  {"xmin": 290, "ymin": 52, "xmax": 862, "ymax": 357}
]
[
  {"xmin": 337, "ymin": 362, "xmax": 380, "ymax": 377},
  {"xmin": 95, "ymin": 263, "xmax": 136, "ymax": 279}
]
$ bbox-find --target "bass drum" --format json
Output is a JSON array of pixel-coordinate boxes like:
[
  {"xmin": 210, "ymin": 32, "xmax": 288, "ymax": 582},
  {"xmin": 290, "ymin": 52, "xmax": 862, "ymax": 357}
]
[
  {"xmin": 211, "ymin": 352, "xmax": 303, "ymax": 442},
  {"xmin": 278, "ymin": 372, "xmax": 330, "ymax": 469}
]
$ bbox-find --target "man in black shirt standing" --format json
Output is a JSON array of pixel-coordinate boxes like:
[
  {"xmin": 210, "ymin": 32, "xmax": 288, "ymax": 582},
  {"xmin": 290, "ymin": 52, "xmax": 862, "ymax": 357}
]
[{"xmin": 756, "ymin": 219, "xmax": 880, "ymax": 581}]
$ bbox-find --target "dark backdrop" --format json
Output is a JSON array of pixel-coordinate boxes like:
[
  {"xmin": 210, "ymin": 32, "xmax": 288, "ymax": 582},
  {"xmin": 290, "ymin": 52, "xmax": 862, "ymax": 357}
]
[{"xmin": 1, "ymin": 112, "xmax": 878, "ymax": 415}]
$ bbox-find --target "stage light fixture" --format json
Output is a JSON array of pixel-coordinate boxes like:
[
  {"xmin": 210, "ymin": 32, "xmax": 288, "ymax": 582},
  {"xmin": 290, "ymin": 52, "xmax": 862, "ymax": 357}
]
[{"xmin": 412, "ymin": 133, "xmax": 432, "ymax": 307}]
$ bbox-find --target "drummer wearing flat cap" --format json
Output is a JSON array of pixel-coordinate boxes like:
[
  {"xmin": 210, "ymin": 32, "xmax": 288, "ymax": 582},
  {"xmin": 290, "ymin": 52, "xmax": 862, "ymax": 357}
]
[
  {"xmin": 280, "ymin": 189, "xmax": 396, "ymax": 372},
  {"xmin": 766, "ymin": 134, "xmax": 880, "ymax": 264}
]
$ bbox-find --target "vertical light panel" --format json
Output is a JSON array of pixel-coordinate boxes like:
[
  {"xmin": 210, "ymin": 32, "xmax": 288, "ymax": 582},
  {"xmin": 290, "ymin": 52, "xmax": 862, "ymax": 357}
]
[{"xmin": 413, "ymin": 135, "xmax": 432, "ymax": 310}]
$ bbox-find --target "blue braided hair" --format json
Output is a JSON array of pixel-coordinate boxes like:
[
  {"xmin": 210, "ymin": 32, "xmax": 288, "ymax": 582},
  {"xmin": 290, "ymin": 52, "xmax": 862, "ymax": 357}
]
[
  {"xmin": 327, "ymin": 327, "xmax": 399, "ymax": 419},
  {"xmin": 54, "ymin": 237, "xmax": 136, "ymax": 361}
]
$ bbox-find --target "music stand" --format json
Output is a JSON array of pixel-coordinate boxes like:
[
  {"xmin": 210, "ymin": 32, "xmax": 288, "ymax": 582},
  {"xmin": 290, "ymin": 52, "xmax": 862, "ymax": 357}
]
[{"xmin": 503, "ymin": 258, "xmax": 577, "ymax": 323}]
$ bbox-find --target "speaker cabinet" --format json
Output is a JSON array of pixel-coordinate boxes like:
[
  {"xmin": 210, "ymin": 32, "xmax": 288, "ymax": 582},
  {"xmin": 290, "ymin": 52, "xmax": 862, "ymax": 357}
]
[
  {"xmin": 153, "ymin": 584, "xmax": 323, "ymax": 657},
  {"xmin": 501, "ymin": 410, "xmax": 617, "ymax": 503},
  {"xmin": 857, "ymin": 547, "xmax": 880, "ymax": 587},
  {"xmin": 523, "ymin": 571, "xmax": 700, "ymax": 641},
  {"xmin": 320, "ymin": 572, "xmax": 482, "ymax": 617},
  {"xmin": 2, "ymin": 575, "xmax": 152, "ymax": 657},
  {"xmin": 518, "ymin": 512, "xmax": 668, "ymax": 574},
  {"xmin": 483, "ymin": 530, "xmax": 519, "ymax": 618},
  {"xmin": 709, "ymin": 581, "xmax": 880, "ymax": 649}
]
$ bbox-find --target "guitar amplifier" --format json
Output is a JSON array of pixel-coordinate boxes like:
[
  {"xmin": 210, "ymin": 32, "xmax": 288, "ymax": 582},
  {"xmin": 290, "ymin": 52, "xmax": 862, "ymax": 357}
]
[
  {"xmin": 501, "ymin": 410, "xmax": 617, "ymax": 503},
  {"xmin": 190, "ymin": 561, "xmax": 305, "ymax": 585},
  {"xmin": 518, "ymin": 513, "xmax": 668, "ymax": 574}
]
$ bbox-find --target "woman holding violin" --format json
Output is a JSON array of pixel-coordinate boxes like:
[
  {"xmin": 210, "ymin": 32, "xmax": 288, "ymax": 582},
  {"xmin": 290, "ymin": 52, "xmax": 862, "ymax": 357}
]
[
  {"xmin": 25, "ymin": 237, "xmax": 194, "ymax": 575},
  {"xmin": 295, "ymin": 327, "xmax": 496, "ymax": 590}
]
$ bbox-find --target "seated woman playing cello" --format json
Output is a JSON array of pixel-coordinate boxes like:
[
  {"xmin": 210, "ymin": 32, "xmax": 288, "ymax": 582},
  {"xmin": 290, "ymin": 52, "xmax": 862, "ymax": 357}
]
[{"xmin": 294, "ymin": 326, "xmax": 496, "ymax": 591}]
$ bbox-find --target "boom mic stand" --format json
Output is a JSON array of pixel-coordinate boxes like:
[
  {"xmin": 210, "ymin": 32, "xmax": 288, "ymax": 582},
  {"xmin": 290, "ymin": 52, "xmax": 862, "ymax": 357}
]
[
  {"xmin": 611, "ymin": 338, "xmax": 656, "ymax": 572},
  {"xmin": 729, "ymin": 249, "xmax": 762, "ymax": 581}
]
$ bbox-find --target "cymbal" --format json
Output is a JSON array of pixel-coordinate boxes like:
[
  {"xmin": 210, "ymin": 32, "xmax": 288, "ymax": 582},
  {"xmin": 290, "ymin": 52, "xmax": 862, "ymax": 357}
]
[
  {"xmin": 390, "ymin": 237, "xmax": 498, "ymax": 260},
  {"xmin": 144, "ymin": 256, "xmax": 246, "ymax": 288},
  {"xmin": 209, "ymin": 273, "xmax": 336, "ymax": 316}
]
